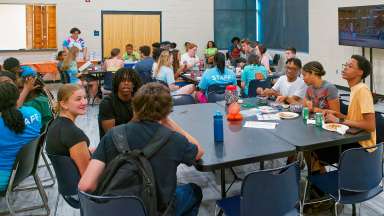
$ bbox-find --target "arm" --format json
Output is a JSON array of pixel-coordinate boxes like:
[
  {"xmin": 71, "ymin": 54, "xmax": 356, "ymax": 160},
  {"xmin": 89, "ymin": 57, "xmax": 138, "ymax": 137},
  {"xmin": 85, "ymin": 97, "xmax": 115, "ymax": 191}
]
[
  {"xmin": 83, "ymin": 47, "xmax": 88, "ymax": 61},
  {"xmin": 162, "ymin": 117, "xmax": 204, "ymax": 160},
  {"xmin": 286, "ymin": 96, "xmax": 303, "ymax": 104},
  {"xmin": 313, "ymin": 99, "xmax": 340, "ymax": 113},
  {"xmin": 101, "ymin": 119, "xmax": 116, "ymax": 134},
  {"xmin": 78, "ymin": 159, "xmax": 106, "ymax": 192},
  {"xmin": 69, "ymin": 141, "xmax": 91, "ymax": 176},
  {"xmin": 344, "ymin": 113, "xmax": 376, "ymax": 132},
  {"xmin": 241, "ymin": 81, "xmax": 245, "ymax": 90},
  {"xmin": 17, "ymin": 77, "xmax": 37, "ymax": 108}
]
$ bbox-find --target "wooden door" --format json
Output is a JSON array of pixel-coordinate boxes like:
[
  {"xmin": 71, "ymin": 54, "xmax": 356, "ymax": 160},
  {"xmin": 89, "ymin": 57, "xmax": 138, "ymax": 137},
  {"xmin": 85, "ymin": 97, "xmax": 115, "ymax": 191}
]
[{"xmin": 102, "ymin": 12, "xmax": 161, "ymax": 59}]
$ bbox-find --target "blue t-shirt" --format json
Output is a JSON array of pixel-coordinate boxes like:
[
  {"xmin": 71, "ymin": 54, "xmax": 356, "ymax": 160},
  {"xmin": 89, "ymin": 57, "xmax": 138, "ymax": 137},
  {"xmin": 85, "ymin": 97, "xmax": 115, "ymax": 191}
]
[
  {"xmin": 135, "ymin": 57, "xmax": 155, "ymax": 83},
  {"xmin": 198, "ymin": 67, "xmax": 237, "ymax": 92},
  {"xmin": 64, "ymin": 61, "xmax": 79, "ymax": 84},
  {"xmin": 0, "ymin": 106, "xmax": 42, "ymax": 191},
  {"xmin": 241, "ymin": 64, "xmax": 268, "ymax": 96},
  {"xmin": 155, "ymin": 66, "xmax": 175, "ymax": 85}
]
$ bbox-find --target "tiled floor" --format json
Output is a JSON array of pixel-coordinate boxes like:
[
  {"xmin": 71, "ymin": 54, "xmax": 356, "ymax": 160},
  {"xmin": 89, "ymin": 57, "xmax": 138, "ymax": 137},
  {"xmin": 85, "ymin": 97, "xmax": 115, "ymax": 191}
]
[{"xmin": 0, "ymin": 84, "xmax": 383, "ymax": 215}]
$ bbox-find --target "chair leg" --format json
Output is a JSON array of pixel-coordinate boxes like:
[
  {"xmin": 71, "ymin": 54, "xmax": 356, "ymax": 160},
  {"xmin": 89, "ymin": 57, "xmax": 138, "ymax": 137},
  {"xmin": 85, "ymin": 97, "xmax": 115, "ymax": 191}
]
[
  {"xmin": 5, "ymin": 192, "xmax": 15, "ymax": 216},
  {"xmin": 34, "ymin": 174, "xmax": 50, "ymax": 216},
  {"xmin": 352, "ymin": 204, "xmax": 356, "ymax": 216},
  {"xmin": 54, "ymin": 192, "xmax": 61, "ymax": 216},
  {"xmin": 41, "ymin": 152, "xmax": 56, "ymax": 187},
  {"xmin": 301, "ymin": 179, "xmax": 309, "ymax": 214},
  {"xmin": 334, "ymin": 202, "xmax": 339, "ymax": 216}
]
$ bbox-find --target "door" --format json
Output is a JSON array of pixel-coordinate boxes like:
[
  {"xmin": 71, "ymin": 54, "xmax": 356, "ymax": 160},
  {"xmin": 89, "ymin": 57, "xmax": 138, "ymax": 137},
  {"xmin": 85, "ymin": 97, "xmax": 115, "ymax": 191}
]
[{"xmin": 102, "ymin": 11, "xmax": 161, "ymax": 59}]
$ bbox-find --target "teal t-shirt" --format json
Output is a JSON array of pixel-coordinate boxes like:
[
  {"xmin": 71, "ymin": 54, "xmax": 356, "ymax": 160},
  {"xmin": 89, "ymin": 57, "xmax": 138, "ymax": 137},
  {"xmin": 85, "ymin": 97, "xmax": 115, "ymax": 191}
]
[
  {"xmin": 0, "ymin": 106, "xmax": 42, "ymax": 191},
  {"xmin": 198, "ymin": 67, "xmax": 237, "ymax": 93},
  {"xmin": 241, "ymin": 64, "xmax": 268, "ymax": 96}
]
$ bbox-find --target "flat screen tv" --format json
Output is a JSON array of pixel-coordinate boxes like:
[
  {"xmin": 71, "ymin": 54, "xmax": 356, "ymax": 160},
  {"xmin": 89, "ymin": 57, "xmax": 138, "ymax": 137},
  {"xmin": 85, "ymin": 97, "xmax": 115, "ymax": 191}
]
[{"xmin": 339, "ymin": 5, "xmax": 384, "ymax": 49}]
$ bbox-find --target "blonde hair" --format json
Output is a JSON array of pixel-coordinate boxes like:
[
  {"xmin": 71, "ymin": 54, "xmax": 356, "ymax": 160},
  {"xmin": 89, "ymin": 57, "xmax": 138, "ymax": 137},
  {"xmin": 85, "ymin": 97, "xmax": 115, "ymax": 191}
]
[
  {"xmin": 54, "ymin": 84, "xmax": 82, "ymax": 113},
  {"xmin": 155, "ymin": 50, "xmax": 172, "ymax": 77},
  {"xmin": 187, "ymin": 43, "xmax": 197, "ymax": 51},
  {"xmin": 62, "ymin": 46, "xmax": 79, "ymax": 71}
]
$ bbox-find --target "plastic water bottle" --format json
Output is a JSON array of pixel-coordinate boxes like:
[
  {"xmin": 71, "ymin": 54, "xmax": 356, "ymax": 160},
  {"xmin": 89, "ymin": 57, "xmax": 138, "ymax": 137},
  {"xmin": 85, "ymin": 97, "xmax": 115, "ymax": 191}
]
[{"xmin": 214, "ymin": 111, "xmax": 224, "ymax": 142}]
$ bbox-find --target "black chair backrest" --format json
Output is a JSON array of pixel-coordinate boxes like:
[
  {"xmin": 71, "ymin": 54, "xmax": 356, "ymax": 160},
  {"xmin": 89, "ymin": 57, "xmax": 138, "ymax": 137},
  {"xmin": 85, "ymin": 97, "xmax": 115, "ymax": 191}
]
[
  {"xmin": 272, "ymin": 54, "xmax": 281, "ymax": 65},
  {"xmin": 47, "ymin": 153, "xmax": 80, "ymax": 208},
  {"xmin": 103, "ymin": 72, "xmax": 114, "ymax": 91},
  {"xmin": 338, "ymin": 143, "xmax": 383, "ymax": 192},
  {"xmin": 375, "ymin": 112, "xmax": 384, "ymax": 143},
  {"xmin": 340, "ymin": 99, "xmax": 349, "ymax": 115},
  {"xmin": 240, "ymin": 162, "xmax": 299, "ymax": 216},
  {"xmin": 79, "ymin": 191, "xmax": 147, "ymax": 216},
  {"xmin": 207, "ymin": 84, "xmax": 227, "ymax": 95},
  {"xmin": 12, "ymin": 134, "xmax": 44, "ymax": 188},
  {"xmin": 172, "ymin": 94, "xmax": 196, "ymax": 106},
  {"xmin": 248, "ymin": 78, "xmax": 272, "ymax": 97}
]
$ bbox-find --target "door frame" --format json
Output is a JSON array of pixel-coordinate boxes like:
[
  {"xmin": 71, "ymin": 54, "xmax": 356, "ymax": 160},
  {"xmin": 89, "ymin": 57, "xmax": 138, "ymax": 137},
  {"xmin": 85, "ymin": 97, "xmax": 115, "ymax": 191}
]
[{"xmin": 101, "ymin": 10, "xmax": 162, "ymax": 59}]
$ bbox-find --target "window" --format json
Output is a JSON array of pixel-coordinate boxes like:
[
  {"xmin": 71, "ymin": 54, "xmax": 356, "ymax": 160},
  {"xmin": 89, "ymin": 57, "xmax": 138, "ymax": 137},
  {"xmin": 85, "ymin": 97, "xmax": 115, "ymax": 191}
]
[
  {"xmin": 259, "ymin": 0, "xmax": 308, "ymax": 52},
  {"xmin": 214, "ymin": 0, "xmax": 259, "ymax": 49},
  {"xmin": 0, "ymin": 4, "xmax": 57, "ymax": 51}
]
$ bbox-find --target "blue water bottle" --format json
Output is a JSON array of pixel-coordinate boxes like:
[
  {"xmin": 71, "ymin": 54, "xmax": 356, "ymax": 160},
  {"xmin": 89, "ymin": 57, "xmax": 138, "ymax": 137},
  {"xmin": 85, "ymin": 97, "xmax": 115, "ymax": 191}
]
[{"xmin": 214, "ymin": 111, "xmax": 224, "ymax": 142}]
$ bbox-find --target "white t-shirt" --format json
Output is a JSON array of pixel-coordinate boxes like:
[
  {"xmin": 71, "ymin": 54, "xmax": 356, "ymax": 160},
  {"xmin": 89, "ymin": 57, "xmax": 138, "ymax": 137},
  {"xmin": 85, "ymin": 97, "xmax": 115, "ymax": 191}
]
[
  {"xmin": 272, "ymin": 75, "xmax": 307, "ymax": 99},
  {"xmin": 180, "ymin": 53, "xmax": 199, "ymax": 67}
]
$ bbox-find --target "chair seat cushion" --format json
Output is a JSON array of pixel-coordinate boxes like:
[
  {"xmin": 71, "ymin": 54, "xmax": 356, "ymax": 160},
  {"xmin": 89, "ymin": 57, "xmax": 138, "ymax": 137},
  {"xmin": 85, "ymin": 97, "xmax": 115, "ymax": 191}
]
[
  {"xmin": 309, "ymin": 171, "xmax": 383, "ymax": 204},
  {"xmin": 216, "ymin": 195, "xmax": 240, "ymax": 216}
]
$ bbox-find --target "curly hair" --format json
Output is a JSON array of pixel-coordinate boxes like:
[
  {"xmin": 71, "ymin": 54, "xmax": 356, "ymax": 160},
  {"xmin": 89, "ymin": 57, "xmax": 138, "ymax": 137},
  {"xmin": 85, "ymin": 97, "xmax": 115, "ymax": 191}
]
[
  {"xmin": 113, "ymin": 68, "xmax": 142, "ymax": 95},
  {"xmin": 132, "ymin": 83, "xmax": 172, "ymax": 122},
  {"xmin": 0, "ymin": 82, "xmax": 25, "ymax": 133}
]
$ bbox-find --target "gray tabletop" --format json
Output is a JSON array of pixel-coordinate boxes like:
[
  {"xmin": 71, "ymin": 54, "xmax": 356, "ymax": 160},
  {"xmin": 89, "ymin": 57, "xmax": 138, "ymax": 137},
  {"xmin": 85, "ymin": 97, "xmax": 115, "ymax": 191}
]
[
  {"xmin": 169, "ymin": 103, "xmax": 296, "ymax": 171},
  {"xmin": 217, "ymin": 98, "xmax": 371, "ymax": 151}
]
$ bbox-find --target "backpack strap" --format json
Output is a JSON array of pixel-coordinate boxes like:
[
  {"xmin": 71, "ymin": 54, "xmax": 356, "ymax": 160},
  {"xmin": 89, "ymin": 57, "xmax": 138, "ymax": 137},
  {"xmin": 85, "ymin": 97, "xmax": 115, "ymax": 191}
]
[
  {"xmin": 111, "ymin": 125, "xmax": 131, "ymax": 153},
  {"xmin": 142, "ymin": 126, "xmax": 173, "ymax": 158}
]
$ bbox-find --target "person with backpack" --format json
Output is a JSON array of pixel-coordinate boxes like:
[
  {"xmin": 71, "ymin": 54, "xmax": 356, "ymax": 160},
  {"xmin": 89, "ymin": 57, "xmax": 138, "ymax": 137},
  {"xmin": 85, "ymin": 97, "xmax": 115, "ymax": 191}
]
[{"xmin": 79, "ymin": 82, "xmax": 205, "ymax": 216}]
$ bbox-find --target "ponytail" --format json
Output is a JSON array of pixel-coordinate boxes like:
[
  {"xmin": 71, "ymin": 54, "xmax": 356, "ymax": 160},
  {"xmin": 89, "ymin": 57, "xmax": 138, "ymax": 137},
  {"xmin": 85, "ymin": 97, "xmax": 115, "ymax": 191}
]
[
  {"xmin": 214, "ymin": 52, "xmax": 226, "ymax": 75},
  {"xmin": 0, "ymin": 82, "xmax": 25, "ymax": 133},
  {"xmin": 2, "ymin": 107, "xmax": 25, "ymax": 133}
]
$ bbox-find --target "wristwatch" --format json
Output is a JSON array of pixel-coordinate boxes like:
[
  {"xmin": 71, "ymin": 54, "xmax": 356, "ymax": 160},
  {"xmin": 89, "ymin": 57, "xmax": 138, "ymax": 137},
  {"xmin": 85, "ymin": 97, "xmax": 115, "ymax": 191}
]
[{"xmin": 339, "ymin": 118, "xmax": 345, "ymax": 123}]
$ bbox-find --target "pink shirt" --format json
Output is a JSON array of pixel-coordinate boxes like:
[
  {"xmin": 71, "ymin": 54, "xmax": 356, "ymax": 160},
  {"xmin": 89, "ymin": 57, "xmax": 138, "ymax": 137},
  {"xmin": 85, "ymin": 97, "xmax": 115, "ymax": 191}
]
[{"xmin": 104, "ymin": 57, "xmax": 124, "ymax": 72}]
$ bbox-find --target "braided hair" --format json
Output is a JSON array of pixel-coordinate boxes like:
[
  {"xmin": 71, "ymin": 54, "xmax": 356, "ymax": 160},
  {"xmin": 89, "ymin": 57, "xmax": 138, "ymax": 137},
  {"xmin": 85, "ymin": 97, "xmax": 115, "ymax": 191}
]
[{"xmin": 0, "ymin": 82, "xmax": 25, "ymax": 133}]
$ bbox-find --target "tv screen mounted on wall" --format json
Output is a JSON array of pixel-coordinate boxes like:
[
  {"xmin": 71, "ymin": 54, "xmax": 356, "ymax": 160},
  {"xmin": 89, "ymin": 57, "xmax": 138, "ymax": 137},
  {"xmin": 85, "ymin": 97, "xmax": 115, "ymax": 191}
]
[{"xmin": 339, "ymin": 4, "xmax": 384, "ymax": 49}]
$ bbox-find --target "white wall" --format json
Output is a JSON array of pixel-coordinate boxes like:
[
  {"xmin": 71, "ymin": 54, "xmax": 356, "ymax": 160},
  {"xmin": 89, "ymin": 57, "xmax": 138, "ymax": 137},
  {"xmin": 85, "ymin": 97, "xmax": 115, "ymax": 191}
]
[
  {"xmin": 1, "ymin": 0, "xmax": 384, "ymax": 94},
  {"xmin": 0, "ymin": 4, "xmax": 26, "ymax": 50},
  {"xmin": 0, "ymin": 0, "xmax": 214, "ymax": 61}
]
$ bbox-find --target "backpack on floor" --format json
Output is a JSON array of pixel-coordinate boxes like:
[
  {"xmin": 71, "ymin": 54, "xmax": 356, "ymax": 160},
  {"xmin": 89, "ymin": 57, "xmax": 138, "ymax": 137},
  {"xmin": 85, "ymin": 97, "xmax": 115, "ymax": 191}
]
[{"xmin": 94, "ymin": 125, "xmax": 173, "ymax": 215}]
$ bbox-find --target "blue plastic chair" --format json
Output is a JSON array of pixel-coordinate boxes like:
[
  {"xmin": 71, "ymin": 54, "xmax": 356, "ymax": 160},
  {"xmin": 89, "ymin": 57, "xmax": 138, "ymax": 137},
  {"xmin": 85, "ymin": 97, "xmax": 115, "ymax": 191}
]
[
  {"xmin": 103, "ymin": 71, "xmax": 114, "ymax": 91},
  {"xmin": 216, "ymin": 162, "xmax": 300, "ymax": 216},
  {"xmin": 247, "ymin": 78, "xmax": 272, "ymax": 97},
  {"xmin": 172, "ymin": 94, "xmax": 196, "ymax": 106},
  {"xmin": 78, "ymin": 191, "xmax": 147, "ymax": 216},
  {"xmin": 47, "ymin": 154, "xmax": 81, "ymax": 216},
  {"xmin": 306, "ymin": 143, "xmax": 383, "ymax": 216},
  {"xmin": 375, "ymin": 112, "xmax": 384, "ymax": 143}
]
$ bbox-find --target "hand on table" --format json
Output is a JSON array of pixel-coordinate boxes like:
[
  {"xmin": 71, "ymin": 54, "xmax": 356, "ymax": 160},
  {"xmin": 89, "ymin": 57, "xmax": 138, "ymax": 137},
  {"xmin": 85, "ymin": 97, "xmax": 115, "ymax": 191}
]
[
  {"xmin": 276, "ymin": 96, "xmax": 287, "ymax": 103},
  {"xmin": 323, "ymin": 112, "xmax": 339, "ymax": 123}
]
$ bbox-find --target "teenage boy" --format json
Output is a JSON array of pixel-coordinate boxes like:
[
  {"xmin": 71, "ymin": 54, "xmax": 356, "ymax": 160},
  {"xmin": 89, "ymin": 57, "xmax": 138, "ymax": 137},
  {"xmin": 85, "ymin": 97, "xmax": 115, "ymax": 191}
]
[{"xmin": 80, "ymin": 83, "xmax": 205, "ymax": 216}]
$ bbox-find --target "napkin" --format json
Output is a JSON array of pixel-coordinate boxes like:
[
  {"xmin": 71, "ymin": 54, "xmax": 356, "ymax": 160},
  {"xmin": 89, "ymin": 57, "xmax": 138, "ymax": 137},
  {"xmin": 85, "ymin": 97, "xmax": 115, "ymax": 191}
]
[
  {"xmin": 336, "ymin": 126, "xmax": 348, "ymax": 135},
  {"xmin": 244, "ymin": 121, "xmax": 278, "ymax": 129}
]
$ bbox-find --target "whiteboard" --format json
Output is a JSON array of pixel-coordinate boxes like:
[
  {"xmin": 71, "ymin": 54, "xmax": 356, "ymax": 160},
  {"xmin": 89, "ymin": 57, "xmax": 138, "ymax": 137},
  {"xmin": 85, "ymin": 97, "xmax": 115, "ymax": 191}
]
[{"xmin": 0, "ymin": 4, "xmax": 27, "ymax": 50}]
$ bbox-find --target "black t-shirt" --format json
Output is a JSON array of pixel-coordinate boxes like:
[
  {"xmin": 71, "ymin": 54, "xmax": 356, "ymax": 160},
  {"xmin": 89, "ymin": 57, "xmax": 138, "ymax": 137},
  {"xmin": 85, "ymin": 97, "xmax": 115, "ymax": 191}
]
[
  {"xmin": 46, "ymin": 116, "xmax": 90, "ymax": 156},
  {"xmin": 92, "ymin": 121, "xmax": 197, "ymax": 210},
  {"xmin": 98, "ymin": 95, "xmax": 133, "ymax": 138}
]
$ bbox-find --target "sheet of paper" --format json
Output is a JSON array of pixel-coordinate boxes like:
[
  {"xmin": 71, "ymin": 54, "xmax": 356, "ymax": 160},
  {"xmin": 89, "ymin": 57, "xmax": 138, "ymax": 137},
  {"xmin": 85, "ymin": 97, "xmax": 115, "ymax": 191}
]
[
  {"xmin": 240, "ymin": 108, "xmax": 259, "ymax": 117},
  {"xmin": 243, "ymin": 121, "xmax": 278, "ymax": 129},
  {"xmin": 257, "ymin": 114, "xmax": 280, "ymax": 121}
]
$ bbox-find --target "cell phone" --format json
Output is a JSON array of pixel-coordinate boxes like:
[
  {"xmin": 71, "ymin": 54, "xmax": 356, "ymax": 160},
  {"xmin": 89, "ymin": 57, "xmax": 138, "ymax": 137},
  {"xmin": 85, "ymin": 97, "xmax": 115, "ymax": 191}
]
[{"xmin": 346, "ymin": 127, "xmax": 364, "ymax": 135}]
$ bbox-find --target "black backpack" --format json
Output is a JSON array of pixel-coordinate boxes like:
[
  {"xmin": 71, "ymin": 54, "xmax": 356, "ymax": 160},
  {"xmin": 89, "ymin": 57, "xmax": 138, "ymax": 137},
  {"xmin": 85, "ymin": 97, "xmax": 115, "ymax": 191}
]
[{"xmin": 94, "ymin": 125, "xmax": 173, "ymax": 215}]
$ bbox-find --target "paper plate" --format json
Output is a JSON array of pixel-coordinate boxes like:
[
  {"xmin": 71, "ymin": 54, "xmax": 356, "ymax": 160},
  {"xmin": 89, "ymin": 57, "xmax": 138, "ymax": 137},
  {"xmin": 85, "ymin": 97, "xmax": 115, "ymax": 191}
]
[
  {"xmin": 277, "ymin": 112, "xmax": 299, "ymax": 119},
  {"xmin": 322, "ymin": 123, "xmax": 349, "ymax": 132}
]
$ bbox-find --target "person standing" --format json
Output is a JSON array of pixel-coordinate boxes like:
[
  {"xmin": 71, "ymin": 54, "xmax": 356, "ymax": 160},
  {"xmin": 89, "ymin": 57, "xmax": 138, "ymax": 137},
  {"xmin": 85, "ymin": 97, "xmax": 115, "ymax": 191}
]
[{"xmin": 63, "ymin": 27, "xmax": 88, "ymax": 61}]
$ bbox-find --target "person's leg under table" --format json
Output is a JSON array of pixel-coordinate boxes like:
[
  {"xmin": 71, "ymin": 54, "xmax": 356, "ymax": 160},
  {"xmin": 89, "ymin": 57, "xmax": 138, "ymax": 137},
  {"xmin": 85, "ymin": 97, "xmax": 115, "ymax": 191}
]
[{"xmin": 175, "ymin": 183, "xmax": 203, "ymax": 216}]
